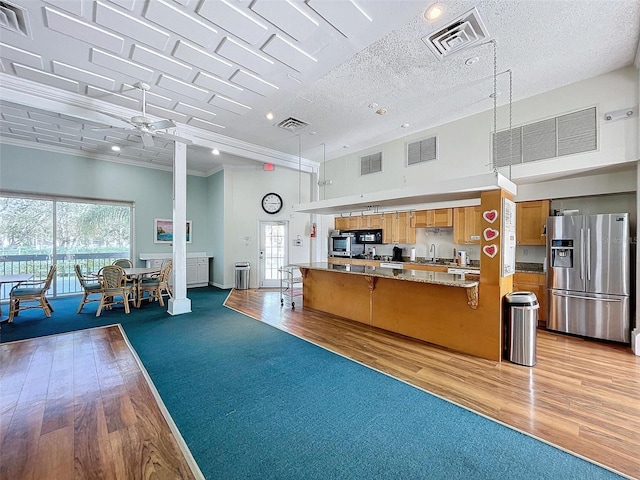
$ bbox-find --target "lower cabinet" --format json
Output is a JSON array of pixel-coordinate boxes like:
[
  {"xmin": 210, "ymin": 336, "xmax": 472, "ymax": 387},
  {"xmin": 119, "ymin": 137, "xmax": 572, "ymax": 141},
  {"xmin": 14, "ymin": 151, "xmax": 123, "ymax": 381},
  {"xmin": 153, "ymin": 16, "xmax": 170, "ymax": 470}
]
[
  {"xmin": 146, "ymin": 256, "xmax": 210, "ymax": 287},
  {"xmin": 513, "ymin": 272, "xmax": 546, "ymax": 327}
]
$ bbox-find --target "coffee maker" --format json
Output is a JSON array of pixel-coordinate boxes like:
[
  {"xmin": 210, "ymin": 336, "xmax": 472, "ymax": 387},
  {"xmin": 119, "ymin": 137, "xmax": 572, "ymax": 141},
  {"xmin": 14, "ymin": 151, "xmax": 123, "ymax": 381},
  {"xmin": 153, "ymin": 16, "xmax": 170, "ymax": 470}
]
[{"xmin": 392, "ymin": 246, "xmax": 403, "ymax": 262}]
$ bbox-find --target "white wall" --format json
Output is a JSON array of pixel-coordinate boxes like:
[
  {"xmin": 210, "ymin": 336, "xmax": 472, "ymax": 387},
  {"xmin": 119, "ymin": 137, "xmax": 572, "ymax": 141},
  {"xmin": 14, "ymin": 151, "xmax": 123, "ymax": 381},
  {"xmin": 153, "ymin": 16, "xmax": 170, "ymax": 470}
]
[
  {"xmin": 220, "ymin": 166, "xmax": 313, "ymax": 288},
  {"xmin": 322, "ymin": 66, "xmax": 639, "ymax": 202}
]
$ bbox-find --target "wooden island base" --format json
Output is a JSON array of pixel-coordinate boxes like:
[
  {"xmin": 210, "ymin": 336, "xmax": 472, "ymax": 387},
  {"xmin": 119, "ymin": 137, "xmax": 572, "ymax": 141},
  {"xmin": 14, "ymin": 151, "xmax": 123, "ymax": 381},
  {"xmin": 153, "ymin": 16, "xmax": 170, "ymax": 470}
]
[{"xmin": 301, "ymin": 268, "xmax": 501, "ymax": 360}]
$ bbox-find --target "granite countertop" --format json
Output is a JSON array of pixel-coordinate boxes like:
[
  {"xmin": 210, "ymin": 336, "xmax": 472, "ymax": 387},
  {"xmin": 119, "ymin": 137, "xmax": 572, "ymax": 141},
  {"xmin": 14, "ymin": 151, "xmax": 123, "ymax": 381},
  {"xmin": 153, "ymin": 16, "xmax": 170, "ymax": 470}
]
[{"xmin": 294, "ymin": 262, "xmax": 479, "ymax": 288}]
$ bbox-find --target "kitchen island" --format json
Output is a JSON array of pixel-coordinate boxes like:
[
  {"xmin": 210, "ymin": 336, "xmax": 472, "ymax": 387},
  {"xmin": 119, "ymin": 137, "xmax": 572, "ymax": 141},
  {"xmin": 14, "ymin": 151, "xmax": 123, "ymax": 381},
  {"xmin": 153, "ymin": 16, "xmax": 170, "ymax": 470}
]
[{"xmin": 295, "ymin": 262, "xmax": 499, "ymax": 360}]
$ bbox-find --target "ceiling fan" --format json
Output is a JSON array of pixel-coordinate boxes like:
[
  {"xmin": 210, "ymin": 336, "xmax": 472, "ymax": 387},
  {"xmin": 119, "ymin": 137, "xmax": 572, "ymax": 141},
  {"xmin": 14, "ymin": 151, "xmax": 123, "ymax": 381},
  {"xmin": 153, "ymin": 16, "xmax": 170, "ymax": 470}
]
[{"xmin": 96, "ymin": 82, "xmax": 192, "ymax": 147}]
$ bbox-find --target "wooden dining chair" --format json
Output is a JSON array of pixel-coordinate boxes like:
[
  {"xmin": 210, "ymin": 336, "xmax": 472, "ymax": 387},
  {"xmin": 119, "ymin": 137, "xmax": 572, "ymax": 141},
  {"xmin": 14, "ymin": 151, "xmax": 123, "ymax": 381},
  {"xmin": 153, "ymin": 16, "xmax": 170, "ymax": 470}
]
[
  {"xmin": 96, "ymin": 265, "xmax": 135, "ymax": 317},
  {"xmin": 7, "ymin": 265, "xmax": 57, "ymax": 323},
  {"xmin": 137, "ymin": 260, "xmax": 173, "ymax": 307},
  {"xmin": 74, "ymin": 264, "xmax": 102, "ymax": 314},
  {"xmin": 112, "ymin": 258, "xmax": 133, "ymax": 268}
]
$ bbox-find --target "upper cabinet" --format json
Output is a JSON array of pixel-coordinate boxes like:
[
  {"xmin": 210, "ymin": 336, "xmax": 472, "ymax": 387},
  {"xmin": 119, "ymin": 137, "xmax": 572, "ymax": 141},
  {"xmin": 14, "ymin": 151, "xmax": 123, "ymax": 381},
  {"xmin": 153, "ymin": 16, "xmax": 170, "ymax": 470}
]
[
  {"xmin": 516, "ymin": 200, "xmax": 550, "ymax": 245},
  {"xmin": 453, "ymin": 206, "xmax": 482, "ymax": 244},
  {"xmin": 381, "ymin": 212, "xmax": 415, "ymax": 244},
  {"xmin": 414, "ymin": 208, "xmax": 453, "ymax": 228}
]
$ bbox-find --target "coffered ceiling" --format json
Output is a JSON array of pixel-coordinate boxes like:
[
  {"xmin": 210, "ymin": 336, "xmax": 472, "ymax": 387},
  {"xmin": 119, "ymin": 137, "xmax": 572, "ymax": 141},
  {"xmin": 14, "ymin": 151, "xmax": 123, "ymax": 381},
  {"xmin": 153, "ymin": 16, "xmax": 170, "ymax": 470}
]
[{"xmin": 1, "ymin": 0, "xmax": 639, "ymax": 176}]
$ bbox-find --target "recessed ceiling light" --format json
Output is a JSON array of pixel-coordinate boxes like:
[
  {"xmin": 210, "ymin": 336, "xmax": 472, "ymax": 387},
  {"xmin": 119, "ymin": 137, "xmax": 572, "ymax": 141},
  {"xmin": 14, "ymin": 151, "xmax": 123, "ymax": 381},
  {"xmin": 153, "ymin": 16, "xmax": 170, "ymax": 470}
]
[
  {"xmin": 424, "ymin": 3, "xmax": 444, "ymax": 21},
  {"xmin": 375, "ymin": 108, "xmax": 387, "ymax": 116},
  {"xmin": 368, "ymin": 103, "xmax": 378, "ymax": 109},
  {"xmin": 343, "ymin": 145, "xmax": 349, "ymax": 149},
  {"xmin": 265, "ymin": 112, "xmax": 274, "ymax": 121},
  {"xmin": 111, "ymin": 145, "xmax": 121, "ymax": 152},
  {"xmin": 401, "ymin": 123, "xmax": 410, "ymax": 128},
  {"xmin": 309, "ymin": 131, "xmax": 317, "ymax": 135},
  {"xmin": 212, "ymin": 148, "xmax": 220, "ymax": 155},
  {"xmin": 489, "ymin": 92, "xmax": 501, "ymax": 99},
  {"xmin": 465, "ymin": 56, "xmax": 479, "ymax": 66}
]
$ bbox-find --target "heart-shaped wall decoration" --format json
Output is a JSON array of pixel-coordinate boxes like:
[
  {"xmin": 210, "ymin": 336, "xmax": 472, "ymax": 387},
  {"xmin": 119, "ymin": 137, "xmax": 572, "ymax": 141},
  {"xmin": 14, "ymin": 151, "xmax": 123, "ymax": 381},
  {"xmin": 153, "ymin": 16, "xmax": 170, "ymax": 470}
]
[
  {"xmin": 483, "ymin": 244, "xmax": 498, "ymax": 258},
  {"xmin": 483, "ymin": 228, "xmax": 499, "ymax": 241},
  {"xmin": 483, "ymin": 210, "xmax": 498, "ymax": 223}
]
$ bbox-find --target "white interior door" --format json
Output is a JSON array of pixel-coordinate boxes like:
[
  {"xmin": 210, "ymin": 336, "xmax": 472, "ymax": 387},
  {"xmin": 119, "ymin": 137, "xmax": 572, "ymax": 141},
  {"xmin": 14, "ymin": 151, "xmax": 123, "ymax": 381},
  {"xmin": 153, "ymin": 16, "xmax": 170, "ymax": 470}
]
[{"xmin": 259, "ymin": 221, "xmax": 288, "ymax": 287}]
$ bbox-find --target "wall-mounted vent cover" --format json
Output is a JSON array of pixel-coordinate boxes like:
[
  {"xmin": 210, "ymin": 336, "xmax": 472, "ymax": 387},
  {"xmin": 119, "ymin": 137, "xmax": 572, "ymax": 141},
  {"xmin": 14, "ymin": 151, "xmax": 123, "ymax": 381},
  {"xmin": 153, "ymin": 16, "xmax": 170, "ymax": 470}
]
[
  {"xmin": 493, "ymin": 107, "xmax": 597, "ymax": 167},
  {"xmin": 407, "ymin": 136, "xmax": 437, "ymax": 165},
  {"xmin": 275, "ymin": 117, "xmax": 310, "ymax": 132},
  {"xmin": 422, "ymin": 7, "xmax": 489, "ymax": 60},
  {"xmin": 0, "ymin": 1, "xmax": 30, "ymax": 36},
  {"xmin": 361, "ymin": 152, "xmax": 382, "ymax": 176}
]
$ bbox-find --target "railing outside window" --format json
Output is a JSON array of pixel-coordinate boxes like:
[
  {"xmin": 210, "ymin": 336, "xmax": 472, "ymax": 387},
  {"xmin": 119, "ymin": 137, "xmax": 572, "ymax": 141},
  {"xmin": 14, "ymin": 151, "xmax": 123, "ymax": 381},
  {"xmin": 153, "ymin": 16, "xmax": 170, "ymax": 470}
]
[{"xmin": 0, "ymin": 253, "xmax": 129, "ymax": 301}]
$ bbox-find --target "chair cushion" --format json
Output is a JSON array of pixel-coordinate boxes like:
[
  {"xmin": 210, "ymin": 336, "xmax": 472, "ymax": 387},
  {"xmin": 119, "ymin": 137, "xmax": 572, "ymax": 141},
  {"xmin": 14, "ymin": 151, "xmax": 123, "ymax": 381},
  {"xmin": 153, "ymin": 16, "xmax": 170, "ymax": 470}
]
[
  {"xmin": 85, "ymin": 283, "xmax": 101, "ymax": 291},
  {"xmin": 12, "ymin": 288, "xmax": 45, "ymax": 297},
  {"xmin": 140, "ymin": 280, "xmax": 160, "ymax": 287}
]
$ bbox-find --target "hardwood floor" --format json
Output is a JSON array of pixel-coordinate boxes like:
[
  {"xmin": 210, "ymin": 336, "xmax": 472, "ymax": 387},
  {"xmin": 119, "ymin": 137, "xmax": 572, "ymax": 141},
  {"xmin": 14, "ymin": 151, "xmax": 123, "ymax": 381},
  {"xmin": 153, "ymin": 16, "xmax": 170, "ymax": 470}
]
[
  {"xmin": 226, "ymin": 288, "xmax": 640, "ymax": 480},
  {"xmin": 0, "ymin": 326, "xmax": 198, "ymax": 480}
]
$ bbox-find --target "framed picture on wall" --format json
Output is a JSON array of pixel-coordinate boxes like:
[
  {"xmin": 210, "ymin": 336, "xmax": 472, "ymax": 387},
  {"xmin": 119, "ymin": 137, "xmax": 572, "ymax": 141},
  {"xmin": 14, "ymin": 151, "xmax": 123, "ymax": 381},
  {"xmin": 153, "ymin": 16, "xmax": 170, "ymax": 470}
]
[{"xmin": 154, "ymin": 218, "xmax": 192, "ymax": 244}]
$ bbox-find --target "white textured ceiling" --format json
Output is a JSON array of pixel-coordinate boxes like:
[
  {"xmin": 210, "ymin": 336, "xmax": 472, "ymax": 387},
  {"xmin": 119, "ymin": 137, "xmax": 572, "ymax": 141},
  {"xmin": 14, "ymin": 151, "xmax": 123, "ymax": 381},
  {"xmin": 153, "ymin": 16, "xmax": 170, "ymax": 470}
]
[{"xmin": 0, "ymin": 0, "xmax": 639, "ymax": 176}]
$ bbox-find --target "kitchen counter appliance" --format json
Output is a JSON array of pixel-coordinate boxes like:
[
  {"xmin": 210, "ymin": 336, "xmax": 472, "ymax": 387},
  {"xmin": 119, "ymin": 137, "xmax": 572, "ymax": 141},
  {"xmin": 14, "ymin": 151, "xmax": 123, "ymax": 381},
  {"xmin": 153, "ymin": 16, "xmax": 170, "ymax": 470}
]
[
  {"xmin": 355, "ymin": 229, "xmax": 383, "ymax": 244},
  {"xmin": 329, "ymin": 231, "xmax": 364, "ymax": 258},
  {"xmin": 392, "ymin": 246, "xmax": 403, "ymax": 262},
  {"xmin": 546, "ymin": 213, "xmax": 630, "ymax": 342}
]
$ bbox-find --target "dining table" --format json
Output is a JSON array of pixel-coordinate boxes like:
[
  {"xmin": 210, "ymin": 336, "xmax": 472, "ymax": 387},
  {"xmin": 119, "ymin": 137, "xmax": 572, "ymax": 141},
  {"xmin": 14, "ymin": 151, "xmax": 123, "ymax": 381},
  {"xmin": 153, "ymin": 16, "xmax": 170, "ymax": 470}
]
[
  {"xmin": 123, "ymin": 267, "xmax": 161, "ymax": 306},
  {"xmin": 0, "ymin": 273, "xmax": 34, "ymax": 321}
]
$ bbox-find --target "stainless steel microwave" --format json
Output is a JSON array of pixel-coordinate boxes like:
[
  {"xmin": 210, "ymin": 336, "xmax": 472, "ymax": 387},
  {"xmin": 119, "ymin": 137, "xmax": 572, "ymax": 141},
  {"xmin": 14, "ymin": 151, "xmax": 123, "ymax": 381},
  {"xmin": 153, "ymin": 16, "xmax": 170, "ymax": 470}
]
[{"xmin": 355, "ymin": 229, "xmax": 383, "ymax": 244}]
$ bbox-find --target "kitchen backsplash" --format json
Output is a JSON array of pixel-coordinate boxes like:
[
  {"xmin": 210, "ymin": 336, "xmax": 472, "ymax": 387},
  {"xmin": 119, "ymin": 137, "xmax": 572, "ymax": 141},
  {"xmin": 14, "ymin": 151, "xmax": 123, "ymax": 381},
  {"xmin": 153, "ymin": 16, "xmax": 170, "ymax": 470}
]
[{"xmin": 359, "ymin": 227, "xmax": 547, "ymax": 265}]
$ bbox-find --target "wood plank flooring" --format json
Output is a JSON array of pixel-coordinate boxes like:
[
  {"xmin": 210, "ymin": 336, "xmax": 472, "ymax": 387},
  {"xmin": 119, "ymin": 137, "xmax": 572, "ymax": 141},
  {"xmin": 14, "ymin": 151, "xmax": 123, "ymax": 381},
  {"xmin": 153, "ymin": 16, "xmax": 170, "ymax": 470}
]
[
  {"xmin": 0, "ymin": 326, "xmax": 198, "ymax": 480},
  {"xmin": 226, "ymin": 288, "xmax": 640, "ymax": 480}
]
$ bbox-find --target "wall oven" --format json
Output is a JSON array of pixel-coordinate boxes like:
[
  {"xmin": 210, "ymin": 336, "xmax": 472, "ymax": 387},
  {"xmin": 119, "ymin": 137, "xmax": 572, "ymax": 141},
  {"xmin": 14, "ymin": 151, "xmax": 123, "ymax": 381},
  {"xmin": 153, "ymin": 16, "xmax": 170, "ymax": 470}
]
[{"xmin": 329, "ymin": 232, "xmax": 363, "ymax": 257}]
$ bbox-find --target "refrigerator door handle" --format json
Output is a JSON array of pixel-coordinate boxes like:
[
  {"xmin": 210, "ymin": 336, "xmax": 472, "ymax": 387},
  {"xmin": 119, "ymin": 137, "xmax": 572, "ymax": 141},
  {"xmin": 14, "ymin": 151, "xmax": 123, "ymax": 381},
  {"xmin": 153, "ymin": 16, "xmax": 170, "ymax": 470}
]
[
  {"xmin": 552, "ymin": 291, "xmax": 622, "ymax": 302},
  {"xmin": 579, "ymin": 228, "xmax": 585, "ymax": 280},
  {"xmin": 586, "ymin": 228, "xmax": 591, "ymax": 281}
]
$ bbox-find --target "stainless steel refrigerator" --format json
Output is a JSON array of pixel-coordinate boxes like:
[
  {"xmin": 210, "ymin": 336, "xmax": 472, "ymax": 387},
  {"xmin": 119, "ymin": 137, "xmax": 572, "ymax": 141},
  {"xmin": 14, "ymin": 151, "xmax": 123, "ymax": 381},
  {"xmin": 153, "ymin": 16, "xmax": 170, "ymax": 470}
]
[{"xmin": 546, "ymin": 213, "xmax": 631, "ymax": 343}]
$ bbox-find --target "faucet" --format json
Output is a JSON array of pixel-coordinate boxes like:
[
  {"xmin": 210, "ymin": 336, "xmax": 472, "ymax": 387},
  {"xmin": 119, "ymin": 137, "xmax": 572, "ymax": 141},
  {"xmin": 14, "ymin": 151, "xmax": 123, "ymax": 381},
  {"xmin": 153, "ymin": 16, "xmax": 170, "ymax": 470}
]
[{"xmin": 429, "ymin": 243, "xmax": 436, "ymax": 262}]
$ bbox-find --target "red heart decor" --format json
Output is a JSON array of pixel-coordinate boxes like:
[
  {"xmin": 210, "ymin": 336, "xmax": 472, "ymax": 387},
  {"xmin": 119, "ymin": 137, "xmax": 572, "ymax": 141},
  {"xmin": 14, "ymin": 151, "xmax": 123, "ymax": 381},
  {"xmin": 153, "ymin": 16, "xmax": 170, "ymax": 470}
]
[
  {"xmin": 483, "ymin": 244, "xmax": 498, "ymax": 258},
  {"xmin": 482, "ymin": 210, "xmax": 498, "ymax": 223},
  {"xmin": 483, "ymin": 228, "xmax": 499, "ymax": 241}
]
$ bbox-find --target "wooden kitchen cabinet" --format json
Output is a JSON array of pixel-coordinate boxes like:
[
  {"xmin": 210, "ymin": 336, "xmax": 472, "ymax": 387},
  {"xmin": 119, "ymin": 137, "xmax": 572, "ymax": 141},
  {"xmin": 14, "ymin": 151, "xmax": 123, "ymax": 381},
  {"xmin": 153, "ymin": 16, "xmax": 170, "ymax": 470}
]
[
  {"xmin": 453, "ymin": 206, "xmax": 482, "ymax": 244},
  {"xmin": 334, "ymin": 217, "xmax": 349, "ymax": 230},
  {"xmin": 383, "ymin": 212, "xmax": 416, "ymax": 244},
  {"xmin": 516, "ymin": 200, "xmax": 550, "ymax": 245},
  {"xmin": 414, "ymin": 208, "xmax": 453, "ymax": 228},
  {"xmin": 513, "ymin": 272, "xmax": 547, "ymax": 327}
]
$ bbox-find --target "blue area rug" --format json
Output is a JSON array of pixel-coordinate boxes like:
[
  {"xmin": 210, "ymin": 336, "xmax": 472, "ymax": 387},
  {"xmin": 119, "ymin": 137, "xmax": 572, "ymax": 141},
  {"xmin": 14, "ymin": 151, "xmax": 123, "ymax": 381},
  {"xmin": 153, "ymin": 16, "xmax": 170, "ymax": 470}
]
[{"xmin": 0, "ymin": 288, "xmax": 624, "ymax": 479}]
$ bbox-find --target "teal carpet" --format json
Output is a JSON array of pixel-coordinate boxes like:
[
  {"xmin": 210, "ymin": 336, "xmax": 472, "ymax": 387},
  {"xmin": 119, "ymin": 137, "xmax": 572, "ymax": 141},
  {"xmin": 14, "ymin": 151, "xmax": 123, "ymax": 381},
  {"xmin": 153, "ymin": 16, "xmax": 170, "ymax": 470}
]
[{"xmin": 0, "ymin": 288, "xmax": 625, "ymax": 479}]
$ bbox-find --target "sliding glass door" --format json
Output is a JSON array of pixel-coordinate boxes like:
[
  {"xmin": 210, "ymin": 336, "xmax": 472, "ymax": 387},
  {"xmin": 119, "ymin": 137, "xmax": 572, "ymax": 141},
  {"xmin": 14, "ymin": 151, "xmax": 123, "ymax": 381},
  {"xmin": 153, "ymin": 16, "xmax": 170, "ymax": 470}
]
[{"xmin": 0, "ymin": 194, "xmax": 132, "ymax": 299}]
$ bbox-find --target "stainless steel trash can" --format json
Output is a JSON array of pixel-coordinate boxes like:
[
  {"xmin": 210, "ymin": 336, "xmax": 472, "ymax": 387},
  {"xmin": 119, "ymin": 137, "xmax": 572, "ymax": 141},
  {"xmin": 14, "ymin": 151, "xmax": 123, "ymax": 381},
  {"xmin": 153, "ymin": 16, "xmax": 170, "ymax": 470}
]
[
  {"xmin": 504, "ymin": 292, "xmax": 539, "ymax": 366},
  {"xmin": 234, "ymin": 262, "xmax": 250, "ymax": 290}
]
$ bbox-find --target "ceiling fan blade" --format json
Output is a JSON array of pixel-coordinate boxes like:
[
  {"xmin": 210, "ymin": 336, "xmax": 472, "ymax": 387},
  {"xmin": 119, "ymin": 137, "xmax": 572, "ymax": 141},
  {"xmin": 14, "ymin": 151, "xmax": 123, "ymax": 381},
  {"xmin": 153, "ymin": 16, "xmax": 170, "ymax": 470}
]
[
  {"xmin": 150, "ymin": 119, "xmax": 176, "ymax": 130},
  {"xmin": 141, "ymin": 132, "xmax": 155, "ymax": 148},
  {"xmin": 155, "ymin": 131, "xmax": 193, "ymax": 145}
]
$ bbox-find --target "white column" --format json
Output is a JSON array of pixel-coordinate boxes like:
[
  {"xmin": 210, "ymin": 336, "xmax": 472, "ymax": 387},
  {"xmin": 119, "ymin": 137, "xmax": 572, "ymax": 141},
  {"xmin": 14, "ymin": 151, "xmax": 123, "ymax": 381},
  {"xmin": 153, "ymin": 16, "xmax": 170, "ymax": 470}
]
[{"xmin": 168, "ymin": 140, "xmax": 192, "ymax": 315}]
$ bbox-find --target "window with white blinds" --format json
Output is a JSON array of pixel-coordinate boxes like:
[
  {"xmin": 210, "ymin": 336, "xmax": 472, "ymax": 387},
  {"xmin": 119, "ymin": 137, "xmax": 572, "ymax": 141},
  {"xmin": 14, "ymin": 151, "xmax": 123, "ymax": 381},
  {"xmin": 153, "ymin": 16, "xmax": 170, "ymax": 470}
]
[
  {"xmin": 360, "ymin": 152, "xmax": 382, "ymax": 175},
  {"xmin": 493, "ymin": 107, "xmax": 597, "ymax": 167},
  {"xmin": 407, "ymin": 136, "xmax": 437, "ymax": 165}
]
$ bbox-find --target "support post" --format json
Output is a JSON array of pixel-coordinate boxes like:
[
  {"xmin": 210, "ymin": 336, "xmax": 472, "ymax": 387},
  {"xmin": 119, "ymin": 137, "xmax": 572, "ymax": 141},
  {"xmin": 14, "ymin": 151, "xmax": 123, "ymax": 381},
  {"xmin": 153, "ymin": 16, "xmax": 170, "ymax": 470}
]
[{"xmin": 168, "ymin": 140, "xmax": 192, "ymax": 315}]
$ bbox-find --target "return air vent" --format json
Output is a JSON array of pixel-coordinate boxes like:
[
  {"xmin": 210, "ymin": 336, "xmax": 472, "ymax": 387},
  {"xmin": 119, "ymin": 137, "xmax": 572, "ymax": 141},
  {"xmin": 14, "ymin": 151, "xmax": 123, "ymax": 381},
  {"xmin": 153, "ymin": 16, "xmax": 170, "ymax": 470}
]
[
  {"xmin": 0, "ymin": 1, "xmax": 30, "ymax": 36},
  {"xmin": 275, "ymin": 116, "xmax": 310, "ymax": 132},
  {"xmin": 407, "ymin": 136, "xmax": 437, "ymax": 165},
  {"xmin": 494, "ymin": 107, "xmax": 597, "ymax": 167},
  {"xmin": 361, "ymin": 152, "xmax": 382, "ymax": 176},
  {"xmin": 422, "ymin": 7, "xmax": 489, "ymax": 60}
]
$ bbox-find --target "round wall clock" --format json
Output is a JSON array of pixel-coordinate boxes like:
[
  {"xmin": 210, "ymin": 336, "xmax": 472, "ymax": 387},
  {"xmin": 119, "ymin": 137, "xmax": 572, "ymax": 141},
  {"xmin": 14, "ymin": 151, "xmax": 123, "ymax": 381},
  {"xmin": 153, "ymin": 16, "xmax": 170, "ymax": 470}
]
[{"xmin": 261, "ymin": 192, "xmax": 283, "ymax": 214}]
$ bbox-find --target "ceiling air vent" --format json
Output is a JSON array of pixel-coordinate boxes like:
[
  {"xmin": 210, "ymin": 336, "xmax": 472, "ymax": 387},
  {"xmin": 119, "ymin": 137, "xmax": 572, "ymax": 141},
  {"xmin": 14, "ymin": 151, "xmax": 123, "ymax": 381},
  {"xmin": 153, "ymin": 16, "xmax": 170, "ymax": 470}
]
[
  {"xmin": 422, "ymin": 7, "xmax": 489, "ymax": 60},
  {"xmin": 0, "ymin": 1, "xmax": 31, "ymax": 36},
  {"xmin": 275, "ymin": 116, "xmax": 310, "ymax": 132}
]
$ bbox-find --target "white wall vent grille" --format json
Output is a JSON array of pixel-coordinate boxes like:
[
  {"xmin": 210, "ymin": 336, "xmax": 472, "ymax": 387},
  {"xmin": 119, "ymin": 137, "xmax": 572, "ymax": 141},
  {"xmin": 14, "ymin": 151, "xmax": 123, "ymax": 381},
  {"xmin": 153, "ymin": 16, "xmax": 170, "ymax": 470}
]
[
  {"xmin": 422, "ymin": 7, "xmax": 490, "ymax": 60},
  {"xmin": 493, "ymin": 107, "xmax": 597, "ymax": 167},
  {"xmin": 361, "ymin": 152, "xmax": 382, "ymax": 175},
  {"xmin": 407, "ymin": 136, "xmax": 437, "ymax": 165},
  {"xmin": 275, "ymin": 116, "xmax": 309, "ymax": 132},
  {"xmin": 0, "ymin": 1, "xmax": 30, "ymax": 36}
]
